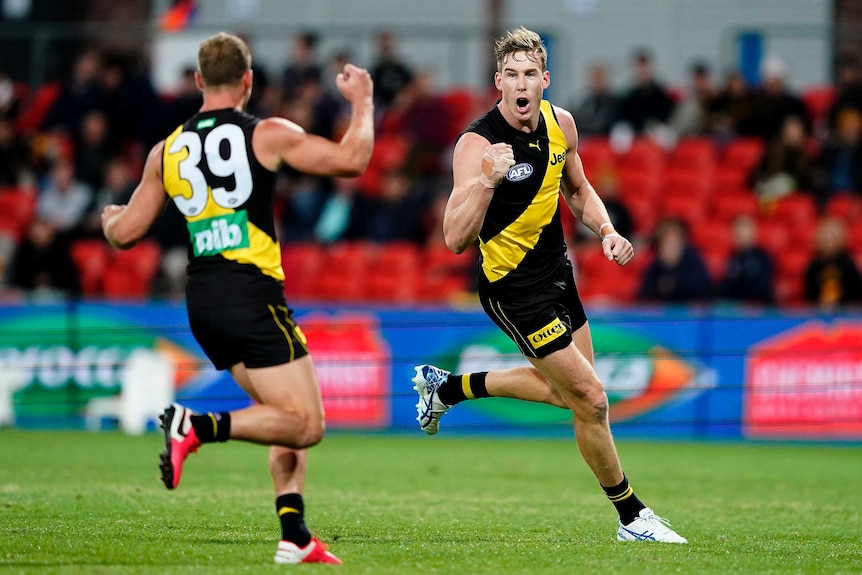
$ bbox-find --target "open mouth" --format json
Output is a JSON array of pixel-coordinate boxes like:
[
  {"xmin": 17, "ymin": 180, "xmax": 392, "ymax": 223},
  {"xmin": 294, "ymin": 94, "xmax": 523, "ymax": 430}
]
[{"xmin": 516, "ymin": 97, "xmax": 529, "ymax": 113}]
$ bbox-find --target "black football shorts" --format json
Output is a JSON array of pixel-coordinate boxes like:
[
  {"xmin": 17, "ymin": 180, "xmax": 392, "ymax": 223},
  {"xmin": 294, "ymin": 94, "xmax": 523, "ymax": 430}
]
[
  {"xmin": 187, "ymin": 297, "xmax": 309, "ymax": 370},
  {"xmin": 479, "ymin": 261, "xmax": 587, "ymax": 358}
]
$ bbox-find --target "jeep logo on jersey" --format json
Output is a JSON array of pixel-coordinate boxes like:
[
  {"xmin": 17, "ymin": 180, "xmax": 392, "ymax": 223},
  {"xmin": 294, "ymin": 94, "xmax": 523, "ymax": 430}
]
[
  {"xmin": 507, "ymin": 163, "xmax": 533, "ymax": 182},
  {"xmin": 187, "ymin": 211, "xmax": 250, "ymax": 257}
]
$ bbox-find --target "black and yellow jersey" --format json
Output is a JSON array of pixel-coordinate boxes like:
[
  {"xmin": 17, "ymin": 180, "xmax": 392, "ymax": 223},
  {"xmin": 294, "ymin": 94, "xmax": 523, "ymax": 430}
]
[
  {"xmin": 162, "ymin": 108, "xmax": 283, "ymax": 304},
  {"xmin": 463, "ymin": 100, "xmax": 569, "ymax": 296}
]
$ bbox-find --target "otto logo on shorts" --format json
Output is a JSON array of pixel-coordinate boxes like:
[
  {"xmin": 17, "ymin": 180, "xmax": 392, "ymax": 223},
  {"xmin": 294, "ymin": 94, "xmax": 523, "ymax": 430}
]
[
  {"xmin": 528, "ymin": 317, "xmax": 567, "ymax": 349},
  {"xmin": 507, "ymin": 163, "xmax": 533, "ymax": 182},
  {"xmin": 187, "ymin": 211, "xmax": 250, "ymax": 257}
]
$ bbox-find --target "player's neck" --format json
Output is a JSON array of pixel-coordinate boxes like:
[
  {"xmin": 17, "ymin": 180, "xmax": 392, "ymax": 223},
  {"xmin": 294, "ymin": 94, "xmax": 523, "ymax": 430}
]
[{"xmin": 200, "ymin": 88, "xmax": 247, "ymax": 113}]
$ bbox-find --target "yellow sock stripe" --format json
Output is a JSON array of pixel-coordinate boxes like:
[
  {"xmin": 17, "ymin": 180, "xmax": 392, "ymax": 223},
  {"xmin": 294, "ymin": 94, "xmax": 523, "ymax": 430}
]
[
  {"xmin": 608, "ymin": 486, "xmax": 633, "ymax": 502},
  {"xmin": 461, "ymin": 374, "xmax": 475, "ymax": 400},
  {"xmin": 277, "ymin": 506, "xmax": 301, "ymax": 517},
  {"xmin": 208, "ymin": 413, "xmax": 218, "ymax": 438}
]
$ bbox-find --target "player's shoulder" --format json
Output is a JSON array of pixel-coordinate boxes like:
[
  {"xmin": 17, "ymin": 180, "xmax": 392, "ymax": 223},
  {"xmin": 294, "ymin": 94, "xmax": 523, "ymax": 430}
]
[{"xmin": 548, "ymin": 101, "xmax": 576, "ymax": 129}]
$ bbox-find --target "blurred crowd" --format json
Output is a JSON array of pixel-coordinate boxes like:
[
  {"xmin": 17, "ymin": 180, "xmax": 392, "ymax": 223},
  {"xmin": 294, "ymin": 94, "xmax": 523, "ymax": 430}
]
[{"xmin": 0, "ymin": 31, "xmax": 859, "ymax": 309}]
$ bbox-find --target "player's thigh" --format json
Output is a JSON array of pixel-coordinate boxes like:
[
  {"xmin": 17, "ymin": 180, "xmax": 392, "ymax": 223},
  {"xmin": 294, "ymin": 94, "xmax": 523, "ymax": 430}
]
[
  {"xmin": 527, "ymin": 341, "xmax": 604, "ymax": 405},
  {"xmin": 236, "ymin": 356, "xmax": 325, "ymax": 417},
  {"xmin": 572, "ymin": 321, "xmax": 595, "ymax": 365}
]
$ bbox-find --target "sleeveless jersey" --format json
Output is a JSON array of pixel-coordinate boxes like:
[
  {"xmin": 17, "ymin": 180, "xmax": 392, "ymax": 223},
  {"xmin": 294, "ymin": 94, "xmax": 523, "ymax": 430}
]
[
  {"xmin": 162, "ymin": 108, "xmax": 283, "ymax": 304},
  {"xmin": 463, "ymin": 100, "xmax": 569, "ymax": 296}
]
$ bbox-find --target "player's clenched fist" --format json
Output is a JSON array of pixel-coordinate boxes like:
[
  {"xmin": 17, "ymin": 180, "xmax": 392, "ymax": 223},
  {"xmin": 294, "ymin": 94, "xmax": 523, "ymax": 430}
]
[
  {"xmin": 479, "ymin": 143, "xmax": 515, "ymax": 189},
  {"xmin": 336, "ymin": 64, "xmax": 373, "ymax": 104}
]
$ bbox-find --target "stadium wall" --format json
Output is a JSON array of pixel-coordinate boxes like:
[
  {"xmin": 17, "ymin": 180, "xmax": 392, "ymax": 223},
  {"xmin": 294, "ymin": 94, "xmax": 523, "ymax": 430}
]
[{"xmin": 1, "ymin": 301, "xmax": 860, "ymax": 442}]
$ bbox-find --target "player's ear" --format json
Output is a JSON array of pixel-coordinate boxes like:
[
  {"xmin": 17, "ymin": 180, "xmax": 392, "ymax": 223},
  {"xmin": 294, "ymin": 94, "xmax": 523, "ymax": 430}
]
[
  {"xmin": 543, "ymin": 70, "xmax": 550, "ymax": 90},
  {"xmin": 194, "ymin": 71, "xmax": 204, "ymax": 91},
  {"xmin": 494, "ymin": 71, "xmax": 502, "ymax": 90}
]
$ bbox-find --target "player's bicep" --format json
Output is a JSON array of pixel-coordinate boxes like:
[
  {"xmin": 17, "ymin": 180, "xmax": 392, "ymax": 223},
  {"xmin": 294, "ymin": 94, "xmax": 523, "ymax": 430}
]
[{"xmin": 446, "ymin": 134, "xmax": 488, "ymax": 213}]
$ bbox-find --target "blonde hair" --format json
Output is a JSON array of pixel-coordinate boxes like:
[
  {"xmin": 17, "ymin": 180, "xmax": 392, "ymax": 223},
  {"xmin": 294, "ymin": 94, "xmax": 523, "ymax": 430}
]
[
  {"xmin": 198, "ymin": 32, "xmax": 251, "ymax": 87},
  {"xmin": 495, "ymin": 27, "xmax": 547, "ymax": 72}
]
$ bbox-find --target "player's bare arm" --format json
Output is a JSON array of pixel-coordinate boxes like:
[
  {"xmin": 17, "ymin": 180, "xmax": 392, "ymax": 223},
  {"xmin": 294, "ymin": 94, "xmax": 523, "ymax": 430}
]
[
  {"xmin": 254, "ymin": 63, "xmax": 374, "ymax": 177},
  {"xmin": 556, "ymin": 106, "xmax": 634, "ymax": 265},
  {"xmin": 102, "ymin": 141, "xmax": 168, "ymax": 250},
  {"xmin": 443, "ymin": 134, "xmax": 515, "ymax": 253}
]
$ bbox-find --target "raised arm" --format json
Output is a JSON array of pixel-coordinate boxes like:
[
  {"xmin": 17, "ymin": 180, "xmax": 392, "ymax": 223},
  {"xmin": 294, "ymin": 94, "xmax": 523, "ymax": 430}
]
[
  {"xmin": 102, "ymin": 141, "xmax": 168, "ymax": 250},
  {"xmin": 254, "ymin": 63, "xmax": 374, "ymax": 177},
  {"xmin": 443, "ymin": 133, "xmax": 515, "ymax": 253},
  {"xmin": 556, "ymin": 105, "xmax": 634, "ymax": 266}
]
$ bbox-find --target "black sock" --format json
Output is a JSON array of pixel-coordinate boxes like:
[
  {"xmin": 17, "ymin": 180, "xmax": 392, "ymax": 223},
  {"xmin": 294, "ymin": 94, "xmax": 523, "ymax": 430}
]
[
  {"xmin": 601, "ymin": 475, "xmax": 646, "ymax": 525},
  {"xmin": 189, "ymin": 412, "xmax": 231, "ymax": 443},
  {"xmin": 276, "ymin": 493, "xmax": 312, "ymax": 547},
  {"xmin": 436, "ymin": 372, "xmax": 490, "ymax": 406}
]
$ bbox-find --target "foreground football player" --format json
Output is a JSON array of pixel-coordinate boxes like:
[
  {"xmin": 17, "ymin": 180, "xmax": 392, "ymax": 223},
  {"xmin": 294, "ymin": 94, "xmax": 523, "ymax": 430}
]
[
  {"xmin": 413, "ymin": 27, "xmax": 686, "ymax": 544},
  {"xmin": 103, "ymin": 32, "xmax": 374, "ymax": 563}
]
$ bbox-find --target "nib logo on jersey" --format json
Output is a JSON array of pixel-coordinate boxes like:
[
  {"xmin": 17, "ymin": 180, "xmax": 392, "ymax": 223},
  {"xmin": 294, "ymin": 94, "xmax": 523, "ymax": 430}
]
[
  {"xmin": 432, "ymin": 326, "xmax": 712, "ymax": 429},
  {"xmin": 188, "ymin": 211, "xmax": 250, "ymax": 256},
  {"xmin": 0, "ymin": 309, "xmax": 200, "ymax": 425}
]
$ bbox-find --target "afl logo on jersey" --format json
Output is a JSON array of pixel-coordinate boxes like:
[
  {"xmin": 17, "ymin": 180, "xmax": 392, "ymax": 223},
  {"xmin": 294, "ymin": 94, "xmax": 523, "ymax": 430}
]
[{"xmin": 507, "ymin": 163, "xmax": 533, "ymax": 182}]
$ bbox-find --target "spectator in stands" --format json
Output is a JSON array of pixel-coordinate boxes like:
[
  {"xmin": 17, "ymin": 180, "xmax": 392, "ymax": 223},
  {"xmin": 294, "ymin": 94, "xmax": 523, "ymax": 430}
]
[
  {"xmin": 827, "ymin": 54, "xmax": 862, "ymax": 131},
  {"xmin": 100, "ymin": 52, "xmax": 162, "ymax": 148},
  {"xmin": 293, "ymin": 69, "xmax": 342, "ymax": 140},
  {"xmin": 637, "ymin": 217, "xmax": 713, "ymax": 302},
  {"xmin": 0, "ymin": 63, "xmax": 21, "ymax": 120},
  {"xmin": 749, "ymin": 56, "xmax": 809, "ymax": 142},
  {"xmin": 386, "ymin": 69, "xmax": 450, "ymax": 177},
  {"xmin": 710, "ymin": 70, "xmax": 758, "ymax": 139},
  {"xmin": 804, "ymin": 216, "xmax": 862, "ymax": 309},
  {"xmin": 8, "ymin": 217, "xmax": 79, "ymax": 296},
  {"xmin": 749, "ymin": 116, "xmax": 815, "ymax": 200},
  {"xmin": 721, "ymin": 215, "xmax": 775, "ymax": 303},
  {"xmin": 281, "ymin": 30, "xmax": 321, "ymax": 101},
  {"xmin": 370, "ymin": 30, "xmax": 414, "ymax": 109},
  {"xmin": 36, "ymin": 159, "xmax": 92, "ymax": 236},
  {"xmin": 671, "ymin": 60, "xmax": 716, "ymax": 137},
  {"xmin": 815, "ymin": 108, "xmax": 862, "ymax": 201},
  {"xmin": 614, "ymin": 48, "xmax": 675, "ymax": 135},
  {"xmin": 75, "ymin": 110, "xmax": 112, "ymax": 190},
  {"xmin": 165, "ymin": 66, "xmax": 204, "ymax": 130},
  {"xmin": 0, "ymin": 118, "xmax": 28, "ymax": 186},
  {"xmin": 41, "ymin": 50, "xmax": 106, "ymax": 140},
  {"xmin": 80, "ymin": 156, "xmax": 136, "ymax": 238},
  {"xmin": 571, "ymin": 62, "xmax": 619, "ymax": 137},
  {"xmin": 363, "ymin": 169, "xmax": 432, "ymax": 244}
]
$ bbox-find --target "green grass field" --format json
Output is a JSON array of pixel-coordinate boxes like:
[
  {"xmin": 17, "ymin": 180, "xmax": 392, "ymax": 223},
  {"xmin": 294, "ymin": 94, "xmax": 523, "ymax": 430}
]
[{"xmin": 0, "ymin": 430, "xmax": 860, "ymax": 575}]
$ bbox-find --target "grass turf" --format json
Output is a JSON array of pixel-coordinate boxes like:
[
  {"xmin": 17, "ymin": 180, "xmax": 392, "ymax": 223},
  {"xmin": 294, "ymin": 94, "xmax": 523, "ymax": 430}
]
[{"xmin": 0, "ymin": 430, "xmax": 859, "ymax": 574}]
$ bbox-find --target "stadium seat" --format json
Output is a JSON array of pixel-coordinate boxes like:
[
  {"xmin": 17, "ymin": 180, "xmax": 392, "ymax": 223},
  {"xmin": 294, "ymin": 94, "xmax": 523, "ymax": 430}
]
[
  {"xmin": 713, "ymin": 166, "xmax": 750, "ymax": 193},
  {"xmin": 578, "ymin": 137, "xmax": 617, "ymax": 174},
  {"xmin": 103, "ymin": 240, "xmax": 162, "ymax": 298},
  {"xmin": 801, "ymin": 86, "xmax": 835, "ymax": 127},
  {"xmin": 71, "ymin": 239, "xmax": 111, "ymax": 296},
  {"xmin": 710, "ymin": 192, "xmax": 760, "ymax": 222},
  {"xmin": 767, "ymin": 193, "xmax": 818, "ymax": 228},
  {"xmin": 620, "ymin": 137, "xmax": 666, "ymax": 172},
  {"xmin": 281, "ymin": 242, "xmax": 326, "ymax": 300},
  {"xmin": 661, "ymin": 192, "xmax": 708, "ymax": 227},
  {"xmin": 671, "ymin": 137, "xmax": 717, "ymax": 170},
  {"xmin": 756, "ymin": 219, "xmax": 791, "ymax": 257},
  {"xmin": 774, "ymin": 273, "xmax": 805, "ymax": 307},
  {"xmin": 0, "ymin": 187, "xmax": 37, "ymax": 241},
  {"xmin": 690, "ymin": 219, "xmax": 732, "ymax": 255},
  {"xmin": 665, "ymin": 166, "xmax": 716, "ymax": 200},
  {"xmin": 722, "ymin": 137, "xmax": 765, "ymax": 172},
  {"xmin": 617, "ymin": 166, "xmax": 663, "ymax": 203},
  {"xmin": 824, "ymin": 194, "xmax": 862, "ymax": 224}
]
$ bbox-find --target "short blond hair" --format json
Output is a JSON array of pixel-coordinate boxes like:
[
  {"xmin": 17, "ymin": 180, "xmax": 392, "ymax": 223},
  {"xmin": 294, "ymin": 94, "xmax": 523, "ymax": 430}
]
[
  {"xmin": 495, "ymin": 27, "xmax": 547, "ymax": 72},
  {"xmin": 198, "ymin": 32, "xmax": 251, "ymax": 87}
]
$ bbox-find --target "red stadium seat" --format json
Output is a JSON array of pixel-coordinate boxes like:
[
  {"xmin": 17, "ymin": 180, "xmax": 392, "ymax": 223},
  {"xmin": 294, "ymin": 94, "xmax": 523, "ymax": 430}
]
[
  {"xmin": 0, "ymin": 187, "xmax": 37, "ymax": 241},
  {"xmin": 620, "ymin": 137, "xmax": 666, "ymax": 172},
  {"xmin": 103, "ymin": 240, "xmax": 162, "ymax": 298},
  {"xmin": 766, "ymin": 193, "xmax": 818, "ymax": 228},
  {"xmin": 70, "ymin": 240, "xmax": 111, "ymax": 296},
  {"xmin": 281, "ymin": 242, "xmax": 326, "ymax": 300},
  {"xmin": 671, "ymin": 137, "xmax": 717, "ymax": 170},
  {"xmin": 665, "ymin": 166, "xmax": 716, "ymax": 200},
  {"xmin": 722, "ymin": 138, "xmax": 765, "ymax": 172},
  {"xmin": 710, "ymin": 192, "xmax": 760, "ymax": 222},
  {"xmin": 578, "ymin": 137, "xmax": 617, "ymax": 175},
  {"xmin": 824, "ymin": 194, "xmax": 862, "ymax": 224}
]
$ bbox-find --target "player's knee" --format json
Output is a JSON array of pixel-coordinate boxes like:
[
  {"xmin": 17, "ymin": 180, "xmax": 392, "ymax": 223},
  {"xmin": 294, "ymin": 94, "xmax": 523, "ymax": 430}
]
[{"xmin": 295, "ymin": 413, "xmax": 326, "ymax": 448}]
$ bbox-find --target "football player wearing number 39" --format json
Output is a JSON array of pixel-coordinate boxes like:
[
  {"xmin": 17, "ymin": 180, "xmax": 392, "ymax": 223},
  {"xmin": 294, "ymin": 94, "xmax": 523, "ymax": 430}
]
[
  {"xmin": 412, "ymin": 27, "xmax": 687, "ymax": 544},
  {"xmin": 102, "ymin": 33, "xmax": 373, "ymax": 564}
]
